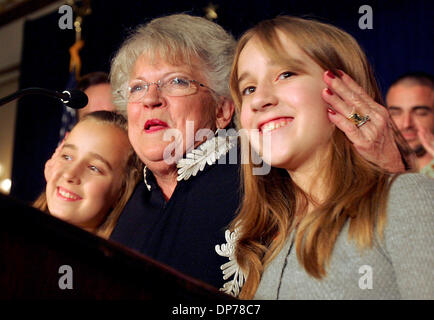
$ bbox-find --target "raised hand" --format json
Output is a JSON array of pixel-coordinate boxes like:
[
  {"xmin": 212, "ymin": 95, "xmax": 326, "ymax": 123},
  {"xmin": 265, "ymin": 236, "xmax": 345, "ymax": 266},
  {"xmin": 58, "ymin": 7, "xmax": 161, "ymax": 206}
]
[{"xmin": 322, "ymin": 70, "xmax": 405, "ymax": 173}]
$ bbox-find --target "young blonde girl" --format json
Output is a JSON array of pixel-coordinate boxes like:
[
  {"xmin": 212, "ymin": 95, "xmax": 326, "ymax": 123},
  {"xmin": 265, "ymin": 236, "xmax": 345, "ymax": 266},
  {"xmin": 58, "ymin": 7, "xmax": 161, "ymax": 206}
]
[{"xmin": 225, "ymin": 16, "xmax": 433, "ymax": 299}]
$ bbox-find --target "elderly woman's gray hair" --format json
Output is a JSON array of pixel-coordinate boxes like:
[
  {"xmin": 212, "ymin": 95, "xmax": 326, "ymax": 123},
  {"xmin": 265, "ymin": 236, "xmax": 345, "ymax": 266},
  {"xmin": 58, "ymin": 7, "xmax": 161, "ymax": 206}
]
[{"xmin": 110, "ymin": 14, "xmax": 237, "ymax": 113}]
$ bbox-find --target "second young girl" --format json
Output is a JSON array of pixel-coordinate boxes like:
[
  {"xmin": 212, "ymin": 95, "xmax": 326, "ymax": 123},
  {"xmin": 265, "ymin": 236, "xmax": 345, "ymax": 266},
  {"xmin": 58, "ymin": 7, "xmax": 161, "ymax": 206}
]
[{"xmin": 34, "ymin": 111, "xmax": 142, "ymax": 239}]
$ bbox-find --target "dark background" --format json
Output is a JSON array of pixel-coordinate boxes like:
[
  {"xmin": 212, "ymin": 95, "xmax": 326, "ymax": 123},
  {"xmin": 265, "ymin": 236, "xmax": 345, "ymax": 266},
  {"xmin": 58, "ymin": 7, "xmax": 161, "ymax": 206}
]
[{"xmin": 10, "ymin": 0, "xmax": 434, "ymax": 202}]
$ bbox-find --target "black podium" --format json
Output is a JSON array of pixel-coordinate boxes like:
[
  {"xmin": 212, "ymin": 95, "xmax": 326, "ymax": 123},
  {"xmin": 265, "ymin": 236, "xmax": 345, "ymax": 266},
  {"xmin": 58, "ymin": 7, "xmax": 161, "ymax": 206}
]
[{"xmin": 0, "ymin": 193, "xmax": 235, "ymax": 300}]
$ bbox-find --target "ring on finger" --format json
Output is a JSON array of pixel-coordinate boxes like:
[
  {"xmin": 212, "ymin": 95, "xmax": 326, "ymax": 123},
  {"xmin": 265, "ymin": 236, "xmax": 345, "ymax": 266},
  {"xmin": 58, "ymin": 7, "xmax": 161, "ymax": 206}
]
[{"xmin": 347, "ymin": 111, "xmax": 370, "ymax": 128}]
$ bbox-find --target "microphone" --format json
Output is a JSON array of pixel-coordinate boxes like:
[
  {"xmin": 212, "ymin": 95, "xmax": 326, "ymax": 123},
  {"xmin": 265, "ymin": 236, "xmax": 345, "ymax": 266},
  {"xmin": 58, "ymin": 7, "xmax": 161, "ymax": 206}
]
[{"xmin": 0, "ymin": 88, "xmax": 88, "ymax": 109}]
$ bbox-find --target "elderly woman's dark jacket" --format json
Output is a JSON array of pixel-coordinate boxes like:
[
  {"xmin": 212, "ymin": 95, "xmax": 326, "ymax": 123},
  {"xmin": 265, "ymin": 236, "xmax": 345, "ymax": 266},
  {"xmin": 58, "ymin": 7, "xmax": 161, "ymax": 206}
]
[{"xmin": 110, "ymin": 147, "xmax": 241, "ymax": 289}]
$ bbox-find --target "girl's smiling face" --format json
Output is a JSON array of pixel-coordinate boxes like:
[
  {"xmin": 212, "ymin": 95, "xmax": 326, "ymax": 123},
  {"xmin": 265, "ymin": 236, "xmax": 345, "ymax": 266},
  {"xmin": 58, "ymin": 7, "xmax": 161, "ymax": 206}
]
[
  {"xmin": 237, "ymin": 32, "xmax": 335, "ymax": 172},
  {"xmin": 46, "ymin": 120, "xmax": 130, "ymax": 231}
]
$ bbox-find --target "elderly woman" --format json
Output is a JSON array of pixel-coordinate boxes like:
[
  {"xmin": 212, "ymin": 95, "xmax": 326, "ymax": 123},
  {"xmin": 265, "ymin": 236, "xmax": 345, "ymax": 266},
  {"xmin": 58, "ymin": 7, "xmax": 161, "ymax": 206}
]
[
  {"xmin": 98, "ymin": 14, "xmax": 406, "ymax": 289},
  {"xmin": 109, "ymin": 14, "xmax": 239, "ymax": 288}
]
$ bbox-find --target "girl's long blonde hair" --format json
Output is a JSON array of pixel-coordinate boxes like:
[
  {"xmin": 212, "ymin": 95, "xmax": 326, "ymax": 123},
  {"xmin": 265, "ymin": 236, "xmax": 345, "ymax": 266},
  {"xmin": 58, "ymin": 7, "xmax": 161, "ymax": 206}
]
[
  {"xmin": 229, "ymin": 16, "xmax": 410, "ymax": 299},
  {"xmin": 33, "ymin": 111, "xmax": 143, "ymax": 239}
]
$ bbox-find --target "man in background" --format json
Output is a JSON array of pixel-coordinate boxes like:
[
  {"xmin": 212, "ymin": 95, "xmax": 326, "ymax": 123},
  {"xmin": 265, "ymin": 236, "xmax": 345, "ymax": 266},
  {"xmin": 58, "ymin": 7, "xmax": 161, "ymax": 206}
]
[
  {"xmin": 387, "ymin": 72, "xmax": 434, "ymax": 177},
  {"xmin": 76, "ymin": 72, "xmax": 116, "ymax": 119},
  {"xmin": 58, "ymin": 71, "xmax": 117, "ymax": 141}
]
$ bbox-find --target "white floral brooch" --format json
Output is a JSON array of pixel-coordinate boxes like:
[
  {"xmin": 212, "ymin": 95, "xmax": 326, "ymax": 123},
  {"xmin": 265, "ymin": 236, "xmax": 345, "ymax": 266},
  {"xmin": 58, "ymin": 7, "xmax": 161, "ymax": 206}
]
[
  {"xmin": 215, "ymin": 228, "xmax": 246, "ymax": 297},
  {"xmin": 176, "ymin": 134, "xmax": 237, "ymax": 181}
]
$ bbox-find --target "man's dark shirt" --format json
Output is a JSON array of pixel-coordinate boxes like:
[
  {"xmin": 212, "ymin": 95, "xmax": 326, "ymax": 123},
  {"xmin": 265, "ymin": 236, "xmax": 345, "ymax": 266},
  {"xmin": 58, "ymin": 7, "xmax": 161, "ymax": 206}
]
[{"xmin": 110, "ymin": 152, "xmax": 241, "ymax": 289}]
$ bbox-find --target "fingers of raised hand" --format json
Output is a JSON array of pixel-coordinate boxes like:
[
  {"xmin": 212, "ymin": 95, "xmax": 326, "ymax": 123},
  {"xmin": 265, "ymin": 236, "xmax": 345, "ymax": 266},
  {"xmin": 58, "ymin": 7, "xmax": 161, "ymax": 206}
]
[
  {"xmin": 323, "ymin": 72, "xmax": 404, "ymax": 172},
  {"xmin": 322, "ymin": 70, "xmax": 375, "ymax": 117},
  {"xmin": 322, "ymin": 70, "xmax": 391, "ymax": 126},
  {"xmin": 330, "ymin": 70, "xmax": 372, "ymax": 104}
]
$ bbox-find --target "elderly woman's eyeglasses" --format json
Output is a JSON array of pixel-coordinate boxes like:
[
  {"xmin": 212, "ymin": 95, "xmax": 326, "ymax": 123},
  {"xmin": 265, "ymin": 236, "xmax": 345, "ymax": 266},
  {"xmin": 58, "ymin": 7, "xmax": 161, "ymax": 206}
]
[{"xmin": 126, "ymin": 77, "xmax": 214, "ymax": 102}]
